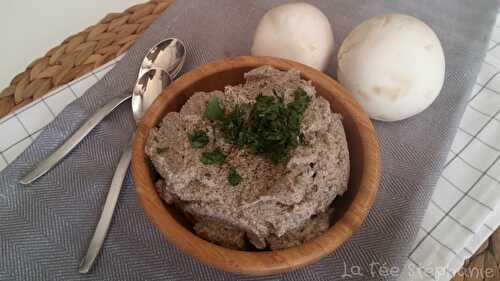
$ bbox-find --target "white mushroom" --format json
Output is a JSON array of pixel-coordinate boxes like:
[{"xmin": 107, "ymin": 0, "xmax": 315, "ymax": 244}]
[
  {"xmin": 251, "ymin": 2, "xmax": 334, "ymax": 71},
  {"xmin": 337, "ymin": 14, "xmax": 446, "ymax": 122}
]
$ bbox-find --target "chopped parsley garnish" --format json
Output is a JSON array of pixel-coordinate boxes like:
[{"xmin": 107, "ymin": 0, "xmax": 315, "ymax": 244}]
[
  {"xmin": 191, "ymin": 87, "xmax": 311, "ymax": 185},
  {"xmin": 227, "ymin": 167, "xmax": 241, "ymax": 186},
  {"xmin": 188, "ymin": 130, "xmax": 209, "ymax": 148},
  {"xmin": 200, "ymin": 148, "xmax": 226, "ymax": 165},
  {"xmin": 245, "ymin": 88, "xmax": 311, "ymax": 164},
  {"xmin": 299, "ymin": 132, "xmax": 306, "ymax": 145},
  {"xmin": 203, "ymin": 96, "xmax": 225, "ymax": 121},
  {"xmin": 157, "ymin": 147, "xmax": 169, "ymax": 154},
  {"xmin": 215, "ymin": 104, "xmax": 248, "ymax": 148},
  {"xmin": 207, "ymin": 88, "xmax": 311, "ymax": 164}
]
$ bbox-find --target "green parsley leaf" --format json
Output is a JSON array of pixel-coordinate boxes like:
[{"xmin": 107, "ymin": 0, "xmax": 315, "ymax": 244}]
[
  {"xmin": 216, "ymin": 105, "xmax": 247, "ymax": 148},
  {"xmin": 288, "ymin": 88, "xmax": 311, "ymax": 116},
  {"xmin": 299, "ymin": 132, "xmax": 306, "ymax": 145},
  {"xmin": 200, "ymin": 148, "xmax": 226, "ymax": 165},
  {"xmin": 199, "ymin": 87, "xmax": 310, "ymax": 167},
  {"xmin": 188, "ymin": 130, "xmax": 209, "ymax": 148},
  {"xmin": 243, "ymin": 87, "xmax": 311, "ymax": 164},
  {"xmin": 227, "ymin": 167, "xmax": 241, "ymax": 186},
  {"xmin": 157, "ymin": 147, "xmax": 169, "ymax": 154},
  {"xmin": 204, "ymin": 96, "xmax": 225, "ymax": 121}
]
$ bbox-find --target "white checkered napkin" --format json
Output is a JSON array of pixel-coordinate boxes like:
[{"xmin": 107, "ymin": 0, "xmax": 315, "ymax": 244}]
[
  {"xmin": 401, "ymin": 13, "xmax": 500, "ymax": 281},
  {"xmin": 0, "ymin": 59, "xmax": 116, "ymax": 169},
  {"xmin": 1, "ymin": 18, "xmax": 500, "ymax": 281}
]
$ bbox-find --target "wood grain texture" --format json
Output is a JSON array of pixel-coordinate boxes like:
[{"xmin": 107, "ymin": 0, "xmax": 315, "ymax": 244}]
[
  {"xmin": 131, "ymin": 56, "xmax": 381, "ymax": 275},
  {"xmin": 451, "ymin": 229, "xmax": 500, "ymax": 281}
]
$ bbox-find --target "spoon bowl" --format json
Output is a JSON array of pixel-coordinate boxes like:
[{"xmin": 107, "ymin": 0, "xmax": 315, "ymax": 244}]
[
  {"xmin": 139, "ymin": 38, "xmax": 186, "ymax": 79},
  {"xmin": 132, "ymin": 69, "xmax": 172, "ymax": 123},
  {"xmin": 133, "ymin": 38, "xmax": 186, "ymax": 123}
]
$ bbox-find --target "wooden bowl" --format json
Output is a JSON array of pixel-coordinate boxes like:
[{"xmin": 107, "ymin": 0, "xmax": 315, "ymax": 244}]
[{"xmin": 131, "ymin": 56, "xmax": 380, "ymax": 275}]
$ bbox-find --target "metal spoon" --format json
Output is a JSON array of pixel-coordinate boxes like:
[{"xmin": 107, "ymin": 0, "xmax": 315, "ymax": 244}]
[
  {"xmin": 19, "ymin": 38, "xmax": 186, "ymax": 185},
  {"xmin": 78, "ymin": 69, "xmax": 172, "ymax": 274},
  {"xmin": 78, "ymin": 39, "xmax": 186, "ymax": 274},
  {"xmin": 139, "ymin": 38, "xmax": 185, "ymax": 79}
]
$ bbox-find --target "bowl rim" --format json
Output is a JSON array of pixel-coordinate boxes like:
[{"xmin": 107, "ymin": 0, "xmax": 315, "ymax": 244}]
[{"xmin": 131, "ymin": 56, "xmax": 380, "ymax": 276}]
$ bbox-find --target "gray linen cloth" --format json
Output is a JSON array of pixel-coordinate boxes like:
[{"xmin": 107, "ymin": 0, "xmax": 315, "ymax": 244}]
[{"xmin": 1, "ymin": 1, "xmax": 498, "ymax": 280}]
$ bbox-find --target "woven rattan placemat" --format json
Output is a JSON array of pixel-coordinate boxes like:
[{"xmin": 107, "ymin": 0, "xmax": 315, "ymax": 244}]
[
  {"xmin": 0, "ymin": 1, "xmax": 497, "ymax": 279},
  {"xmin": 0, "ymin": 0, "xmax": 172, "ymax": 119}
]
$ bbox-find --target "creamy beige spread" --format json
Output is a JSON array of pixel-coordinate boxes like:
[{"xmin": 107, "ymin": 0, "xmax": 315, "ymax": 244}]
[{"xmin": 145, "ymin": 66, "xmax": 350, "ymax": 250}]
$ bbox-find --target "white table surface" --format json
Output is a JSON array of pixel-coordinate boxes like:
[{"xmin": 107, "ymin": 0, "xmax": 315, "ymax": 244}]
[{"xmin": 0, "ymin": 0, "xmax": 144, "ymax": 90}]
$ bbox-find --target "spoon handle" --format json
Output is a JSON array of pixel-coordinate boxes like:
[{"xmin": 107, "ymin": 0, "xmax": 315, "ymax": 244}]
[
  {"xmin": 19, "ymin": 94, "xmax": 132, "ymax": 185},
  {"xmin": 79, "ymin": 136, "xmax": 133, "ymax": 274}
]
